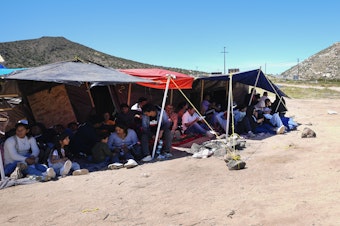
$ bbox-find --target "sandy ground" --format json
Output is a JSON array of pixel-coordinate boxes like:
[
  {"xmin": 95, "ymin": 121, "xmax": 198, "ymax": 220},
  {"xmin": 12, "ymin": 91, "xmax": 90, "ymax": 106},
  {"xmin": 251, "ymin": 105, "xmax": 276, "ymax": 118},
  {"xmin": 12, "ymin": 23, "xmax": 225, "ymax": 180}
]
[{"xmin": 1, "ymin": 98, "xmax": 340, "ymax": 226}]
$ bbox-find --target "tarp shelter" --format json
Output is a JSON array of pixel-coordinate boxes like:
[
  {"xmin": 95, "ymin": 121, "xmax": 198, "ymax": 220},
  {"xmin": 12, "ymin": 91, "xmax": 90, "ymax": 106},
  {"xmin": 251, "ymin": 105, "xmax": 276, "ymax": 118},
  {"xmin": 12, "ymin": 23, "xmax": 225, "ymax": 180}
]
[
  {"xmin": 3, "ymin": 61, "xmax": 155, "ymax": 128},
  {"xmin": 198, "ymin": 69, "xmax": 288, "ymax": 98},
  {"xmin": 198, "ymin": 69, "xmax": 288, "ymax": 136},
  {"xmin": 6, "ymin": 61, "xmax": 153, "ymax": 86},
  {"xmin": 119, "ymin": 68, "xmax": 194, "ymax": 90},
  {"xmin": 0, "ymin": 68, "xmax": 26, "ymax": 76},
  {"xmin": 120, "ymin": 68, "xmax": 194, "ymax": 158}
]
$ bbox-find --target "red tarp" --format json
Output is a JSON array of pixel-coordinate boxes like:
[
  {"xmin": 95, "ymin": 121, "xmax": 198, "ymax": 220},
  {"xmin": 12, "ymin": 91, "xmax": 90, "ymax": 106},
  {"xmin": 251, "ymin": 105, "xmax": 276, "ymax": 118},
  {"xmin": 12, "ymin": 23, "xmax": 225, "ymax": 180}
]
[{"xmin": 119, "ymin": 68, "xmax": 194, "ymax": 89}]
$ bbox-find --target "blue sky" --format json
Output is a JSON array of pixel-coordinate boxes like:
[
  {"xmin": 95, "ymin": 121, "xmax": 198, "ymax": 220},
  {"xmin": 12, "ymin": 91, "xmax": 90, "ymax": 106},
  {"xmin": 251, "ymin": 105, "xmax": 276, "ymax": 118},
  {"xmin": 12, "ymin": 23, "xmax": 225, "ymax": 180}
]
[{"xmin": 1, "ymin": 0, "xmax": 339, "ymax": 75}]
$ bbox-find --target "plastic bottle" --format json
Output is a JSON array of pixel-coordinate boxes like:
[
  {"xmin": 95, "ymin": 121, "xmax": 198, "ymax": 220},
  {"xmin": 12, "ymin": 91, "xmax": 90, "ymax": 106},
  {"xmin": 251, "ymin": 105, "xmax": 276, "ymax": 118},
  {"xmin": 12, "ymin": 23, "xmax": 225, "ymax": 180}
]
[{"xmin": 156, "ymin": 140, "xmax": 163, "ymax": 155}]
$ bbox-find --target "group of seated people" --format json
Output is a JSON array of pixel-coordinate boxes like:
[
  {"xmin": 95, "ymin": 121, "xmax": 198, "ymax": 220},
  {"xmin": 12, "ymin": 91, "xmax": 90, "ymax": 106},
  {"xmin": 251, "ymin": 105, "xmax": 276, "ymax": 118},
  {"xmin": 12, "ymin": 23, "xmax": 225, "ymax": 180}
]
[
  {"xmin": 1, "ymin": 96, "xmax": 218, "ymax": 182},
  {"xmin": 1, "ymin": 91, "xmax": 297, "ymax": 182},
  {"xmin": 211, "ymin": 89, "xmax": 298, "ymax": 137}
]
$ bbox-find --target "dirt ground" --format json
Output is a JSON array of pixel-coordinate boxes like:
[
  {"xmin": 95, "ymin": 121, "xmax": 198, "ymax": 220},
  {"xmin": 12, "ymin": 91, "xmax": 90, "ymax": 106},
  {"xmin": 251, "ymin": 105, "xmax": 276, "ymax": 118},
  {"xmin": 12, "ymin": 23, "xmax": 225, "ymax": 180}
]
[{"xmin": 1, "ymin": 98, "xmax": 340, "ymax": 226}]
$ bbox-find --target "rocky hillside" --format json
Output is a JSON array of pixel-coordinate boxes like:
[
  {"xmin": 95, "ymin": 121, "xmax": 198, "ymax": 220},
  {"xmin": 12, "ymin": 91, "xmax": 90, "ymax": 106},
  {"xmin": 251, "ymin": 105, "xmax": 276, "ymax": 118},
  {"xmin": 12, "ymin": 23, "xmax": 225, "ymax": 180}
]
[
  {"xmin": 0, "ymin": 36, "xmax": 202, "ymax": 75},
  {"xmin": 281, "ymin": 42, "xmax": 340, "ymax": 80}
]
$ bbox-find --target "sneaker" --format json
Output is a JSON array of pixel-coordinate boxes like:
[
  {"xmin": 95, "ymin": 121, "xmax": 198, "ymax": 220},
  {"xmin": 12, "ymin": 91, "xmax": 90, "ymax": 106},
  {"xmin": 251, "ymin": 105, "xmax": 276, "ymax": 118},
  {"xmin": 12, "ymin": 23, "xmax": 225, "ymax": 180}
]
[
  {"xmin": 205, "ymin": 131, "xmax": 215, "ymax": 138},
  {"xmin": 156, "ymin": 154, "xmax": 166, "ymax": 160},
  {"xmin": 10, "ymin": 162, "xmax": 27, "ymax": 179},
  {"xmin": 61, "ymin": 160, "xmax": 72, "ymax": 176},
  {"xmin": 72, "ymin": 169, "xmax": 89, "ymax": 176},
  {"xmin": 247, "ymin": 131, "xmax": 256, "ymax": 138},
  {"xmin": 276, "ymin": 125, "xmax": 285, "ymax": 134},
  {"xmin": 124, "ymin": 159, "xmax": 138, "ymax": 169},
  {"xmin": 46, "ymin": 167, "xmax": 56, "ymax": 178},
  {"xmin": 108, "ymin": 162, "xmax": 124, "ymax": 170},
  {"xmin": 164, "ymin": 152, "xmax": 173, "ymax": 158},
  {"xmin": 141, "ymin": 155, "xmax": 153, "ymax": 162}
]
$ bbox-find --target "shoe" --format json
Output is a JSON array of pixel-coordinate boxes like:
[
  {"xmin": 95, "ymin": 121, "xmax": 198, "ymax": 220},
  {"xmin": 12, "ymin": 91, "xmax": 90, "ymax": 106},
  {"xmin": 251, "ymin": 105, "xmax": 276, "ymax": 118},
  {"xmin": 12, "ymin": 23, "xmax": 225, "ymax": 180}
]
[
  {"xmin": 46, "ymin": 167, "xmax": 56, "ymax": 178},
  {"xmin": 156, "ymin": 154, "xmax": 166, "ymax": 160},
  {"xmin": 61, "ymin": 160, "xmax": 72, "ymax": 176},
  {"xmin": 72, "ymin": 169, "xmax": 89, "ymax": 176},
  {"xmin": 10, "ymin": 162, "xmax": 27, "ymax": 179},
  {"xmin": 124, "ymin": 159, "xmax": 138, "ymax": 169},
  {"xmin": 108, "ymin": 162, "xmax": 124, "ymax": 170},
  {"xmin": 141, "ymin": 155, "xmax": 153, "ymax": 162},
  {"xmin": 247, "ymin": 131, "xmax": 256, "ymax": 138},
  {"xmin": 164, "ymin": 152, "xmax": 173, "ymax": 158},
  {"xmin": 205, "ymin": 131, "xmax": 215, "ymax": 138},
  {"xmin": 276, "ymin": 125, "xmax": 285, "ymax": 134}
]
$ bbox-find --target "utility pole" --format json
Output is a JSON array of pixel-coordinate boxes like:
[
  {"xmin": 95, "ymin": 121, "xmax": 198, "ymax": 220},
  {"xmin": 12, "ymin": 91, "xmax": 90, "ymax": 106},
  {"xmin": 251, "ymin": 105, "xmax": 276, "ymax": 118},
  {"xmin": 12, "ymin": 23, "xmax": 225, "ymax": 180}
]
[
  {"xmin": 297, "ymin": 58, "xmax": 300, "ymax": 78},
  {"xmin": 221, "ymin": 47, "xmax": 228, "ymax": 74}
]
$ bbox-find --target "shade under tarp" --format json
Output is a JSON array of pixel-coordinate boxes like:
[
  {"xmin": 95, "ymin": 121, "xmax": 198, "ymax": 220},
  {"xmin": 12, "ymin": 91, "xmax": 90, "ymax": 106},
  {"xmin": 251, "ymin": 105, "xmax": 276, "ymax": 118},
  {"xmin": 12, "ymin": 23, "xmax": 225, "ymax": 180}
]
[
  {"xmin": 5, "ymin": 61, "xmax": 153, "ymax": 86},
  {"xmin": 119, "ymin": 68, "xmax": 194, "ymax": 89},
  {"xmin": 199, "ymin": 69, "xmax": 288, "ymax": 97}
]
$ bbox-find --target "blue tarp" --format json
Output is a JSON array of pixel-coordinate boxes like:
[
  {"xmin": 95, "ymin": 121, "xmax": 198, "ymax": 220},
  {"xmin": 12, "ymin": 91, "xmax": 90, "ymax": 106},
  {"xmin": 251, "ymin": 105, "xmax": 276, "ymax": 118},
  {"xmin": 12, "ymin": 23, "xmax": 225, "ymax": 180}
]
[
  {"xmin": 0, "ymin": 68, "xmax": 26, "ymax": 76},
  {"xmin": 198, "ymin": 69, "xmax": 288, "ymax": 97}
]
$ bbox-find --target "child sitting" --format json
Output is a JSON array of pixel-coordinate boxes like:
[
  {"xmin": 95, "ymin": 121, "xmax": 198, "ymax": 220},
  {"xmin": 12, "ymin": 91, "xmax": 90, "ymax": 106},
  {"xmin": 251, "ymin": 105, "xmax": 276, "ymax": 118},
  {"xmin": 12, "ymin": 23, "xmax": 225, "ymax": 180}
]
[{"xmin": 48, "ymin": 133, "xmax": 89, "ymax": 177}]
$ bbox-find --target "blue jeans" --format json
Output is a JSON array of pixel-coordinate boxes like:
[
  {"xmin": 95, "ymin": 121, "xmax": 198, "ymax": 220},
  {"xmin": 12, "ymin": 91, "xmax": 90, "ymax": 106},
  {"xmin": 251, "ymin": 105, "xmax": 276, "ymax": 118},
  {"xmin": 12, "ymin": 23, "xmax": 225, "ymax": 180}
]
[
  {"xmin": 4, "ymin": 161, "xmax": 48, "ymax": 176},
  {"xmin": 49, "ymin": 161, "xmax": 80, "ymax": 176},
  {"xmin": 184, "ymin": 122, "xmax": 208, "ymax": 135},
  {"xmin": 112, "ymin": 151, "xmax": 134, "ymax": 163}
]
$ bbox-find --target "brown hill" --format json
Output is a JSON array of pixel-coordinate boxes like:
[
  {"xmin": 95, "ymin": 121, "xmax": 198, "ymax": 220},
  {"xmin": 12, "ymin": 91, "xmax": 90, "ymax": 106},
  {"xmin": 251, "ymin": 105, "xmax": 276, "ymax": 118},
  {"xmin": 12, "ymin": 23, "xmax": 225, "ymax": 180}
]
[
  {"xmin": 281, "ymin": 42, "xmax": 340, "ymax": 80},
  {"xmin": 0, "ymin": 36, "xmax": 201, "ymax": 75}
]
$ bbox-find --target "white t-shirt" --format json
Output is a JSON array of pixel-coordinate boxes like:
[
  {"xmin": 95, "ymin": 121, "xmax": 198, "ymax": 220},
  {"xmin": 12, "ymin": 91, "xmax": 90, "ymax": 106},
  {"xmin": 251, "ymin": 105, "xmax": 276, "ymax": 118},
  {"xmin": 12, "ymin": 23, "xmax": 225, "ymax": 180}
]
[
  {"xmin": 48, "ymin": 148, "xmax": 66, "ymax": 166},
  {"xmin": 4, "ymin": 135, "xmax": 40, "ymax": 165},
  {"xmin": 131, "ymin": 103, "xmax": 142, "ymax": 112},
  {"xmin": 182, "ymin": 111, "xmax": 199, "ymax": 131}
]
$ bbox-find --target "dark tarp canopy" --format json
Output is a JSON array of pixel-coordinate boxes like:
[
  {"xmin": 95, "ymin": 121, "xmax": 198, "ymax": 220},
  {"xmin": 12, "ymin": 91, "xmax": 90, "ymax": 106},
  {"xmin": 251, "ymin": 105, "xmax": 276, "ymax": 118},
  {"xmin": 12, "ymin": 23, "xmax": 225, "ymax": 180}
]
[
  {"xmin": 198, "ymin": 69, "xmax": 288, "ymax": 98},
  {"xmin": 5, "ymin": 61, "xmax": 153, "ymax": 86}
]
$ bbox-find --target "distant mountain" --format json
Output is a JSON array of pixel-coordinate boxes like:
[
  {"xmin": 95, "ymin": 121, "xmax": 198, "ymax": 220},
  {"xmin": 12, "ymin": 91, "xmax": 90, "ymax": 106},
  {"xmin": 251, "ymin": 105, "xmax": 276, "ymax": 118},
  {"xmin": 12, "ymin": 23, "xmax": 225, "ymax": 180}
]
[
  {"xmin": 0, "ymin": 36, "xmax": 203, "ymax": 75},
  {"xmin": 281, "ymin": 42, "xmax": 340, "ymax": 80}
]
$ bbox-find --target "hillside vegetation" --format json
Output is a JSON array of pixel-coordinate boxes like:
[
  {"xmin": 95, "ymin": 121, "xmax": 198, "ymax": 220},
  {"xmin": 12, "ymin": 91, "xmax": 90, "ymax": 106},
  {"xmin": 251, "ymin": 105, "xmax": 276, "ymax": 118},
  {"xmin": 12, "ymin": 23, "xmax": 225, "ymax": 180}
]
[{"xmin": 0, "ymin": 36, "xmax": 204, "ymax": 75}]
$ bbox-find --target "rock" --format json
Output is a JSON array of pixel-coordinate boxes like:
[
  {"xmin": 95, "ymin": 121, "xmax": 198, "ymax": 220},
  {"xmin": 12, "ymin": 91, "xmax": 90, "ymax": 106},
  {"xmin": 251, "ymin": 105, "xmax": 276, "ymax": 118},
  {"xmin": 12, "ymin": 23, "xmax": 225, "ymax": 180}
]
[
  {"xmin": 227, "ymin": 160, "xmax": 246, "ymax": 170},
  {"xmin": 301, "ymin": 127, "xmax": 316, "ymax": 138}
]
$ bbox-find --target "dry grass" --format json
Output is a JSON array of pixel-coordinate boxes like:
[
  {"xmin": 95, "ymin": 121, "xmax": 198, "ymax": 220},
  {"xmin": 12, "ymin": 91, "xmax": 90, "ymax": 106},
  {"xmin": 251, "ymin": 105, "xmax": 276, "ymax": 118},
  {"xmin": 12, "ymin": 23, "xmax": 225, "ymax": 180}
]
[{"xmin": 279, "ymin": 86, "xmax": 340, "ymax": 99}]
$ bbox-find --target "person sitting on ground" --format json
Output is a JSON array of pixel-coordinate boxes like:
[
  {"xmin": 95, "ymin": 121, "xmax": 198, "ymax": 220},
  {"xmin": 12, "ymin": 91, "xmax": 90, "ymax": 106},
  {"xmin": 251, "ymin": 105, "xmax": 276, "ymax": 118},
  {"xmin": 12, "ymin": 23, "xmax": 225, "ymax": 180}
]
[
  {"xmin": 30, "ymin": 122, "xmax": 53, "ymax": 165},
  {"xmin": 101, "ymin": 111, "xmax": 116, "ymax": 133},
  {"xmin": 165, "ymin": 104, "xmax": 180, "ymax": 140},
  {"xmin": 214, "ymin": 104, "xmax": 246, "ymax": 135},
  {"xmin": 131, "ymin": 97, "xmax": 148, "ymax": 113},
  {"xmin": 271, "ymin": 95, "xmax": 288, "ymax": 117},
  {"xmin": 236, "ymin": 106, "xmax": 277, "ymax": 137},
  {"xmin": 64, "ymin": 121, "xmax": 79, "ymax": 139},
  {"xmin": 53, "ymin": 124, "xmax": 66, "ymax": 135},
  {"xmin": 182, "ymin": 105, "xmax": 215, "ymax": 138},
  {"xmin": 107, "ymin": 123, "xmax": 138, "ymax": 169},
  {"xmin": 255, "ymin": 91, "xmax": 269, "ymax": 111},
  {"xmin": 175, "ymin": 101, "xmax": 188, "ymax": 133},
  {"xmin": 91, "ymin": 131, "xmax": 114, "ymax": 170},
  {"xmin": 200, "ymin": 94, "xmax": 212, "ymax": 115},
  {"xmin": 115, "ymin": 103, "xmax": 136, "ymax": 129},
  {"xmin": 264, "ymin": 98, "xmax": 298, "ymax": 131},
  {"xmin": 48, "ymin": 133, "xmax": 89, "ymax": 177},
  {"xmin": 69, "ymin": 114, "xmax": 101, "ymax": 158},
  {"xmin": 4, "ymin": 122, "xmax": 56, "ymax": 181},
  {"xmin": 244, "ymin": 88, "xmax": 257, "ymax": 106},
  {"xmin": 139, "ymin": 103, "xmax": 172, "ymax": 161},
  {"xmin": 262, "ymin": 107, "xmax": 286, "ymax": 134}
]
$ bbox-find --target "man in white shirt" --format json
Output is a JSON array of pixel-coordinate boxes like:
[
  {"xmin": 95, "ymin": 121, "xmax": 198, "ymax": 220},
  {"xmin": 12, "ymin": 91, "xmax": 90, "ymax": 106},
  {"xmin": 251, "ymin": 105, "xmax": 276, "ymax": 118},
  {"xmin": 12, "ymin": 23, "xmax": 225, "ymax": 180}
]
[
  {"xmin": 131, "ymin": 97, "xmax": 148, "ymax": 112},
  {"xmin": 182, "ymin": 106, "xmax": 214, "ymax": 138}
]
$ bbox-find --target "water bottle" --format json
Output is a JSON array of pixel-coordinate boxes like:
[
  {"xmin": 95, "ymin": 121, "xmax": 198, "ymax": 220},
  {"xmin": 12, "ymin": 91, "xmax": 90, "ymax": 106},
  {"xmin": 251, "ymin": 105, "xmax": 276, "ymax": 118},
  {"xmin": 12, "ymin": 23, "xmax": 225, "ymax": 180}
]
[{"xmin": 156, "ymin": 140, "xmax": 163, "ymax": 155}]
